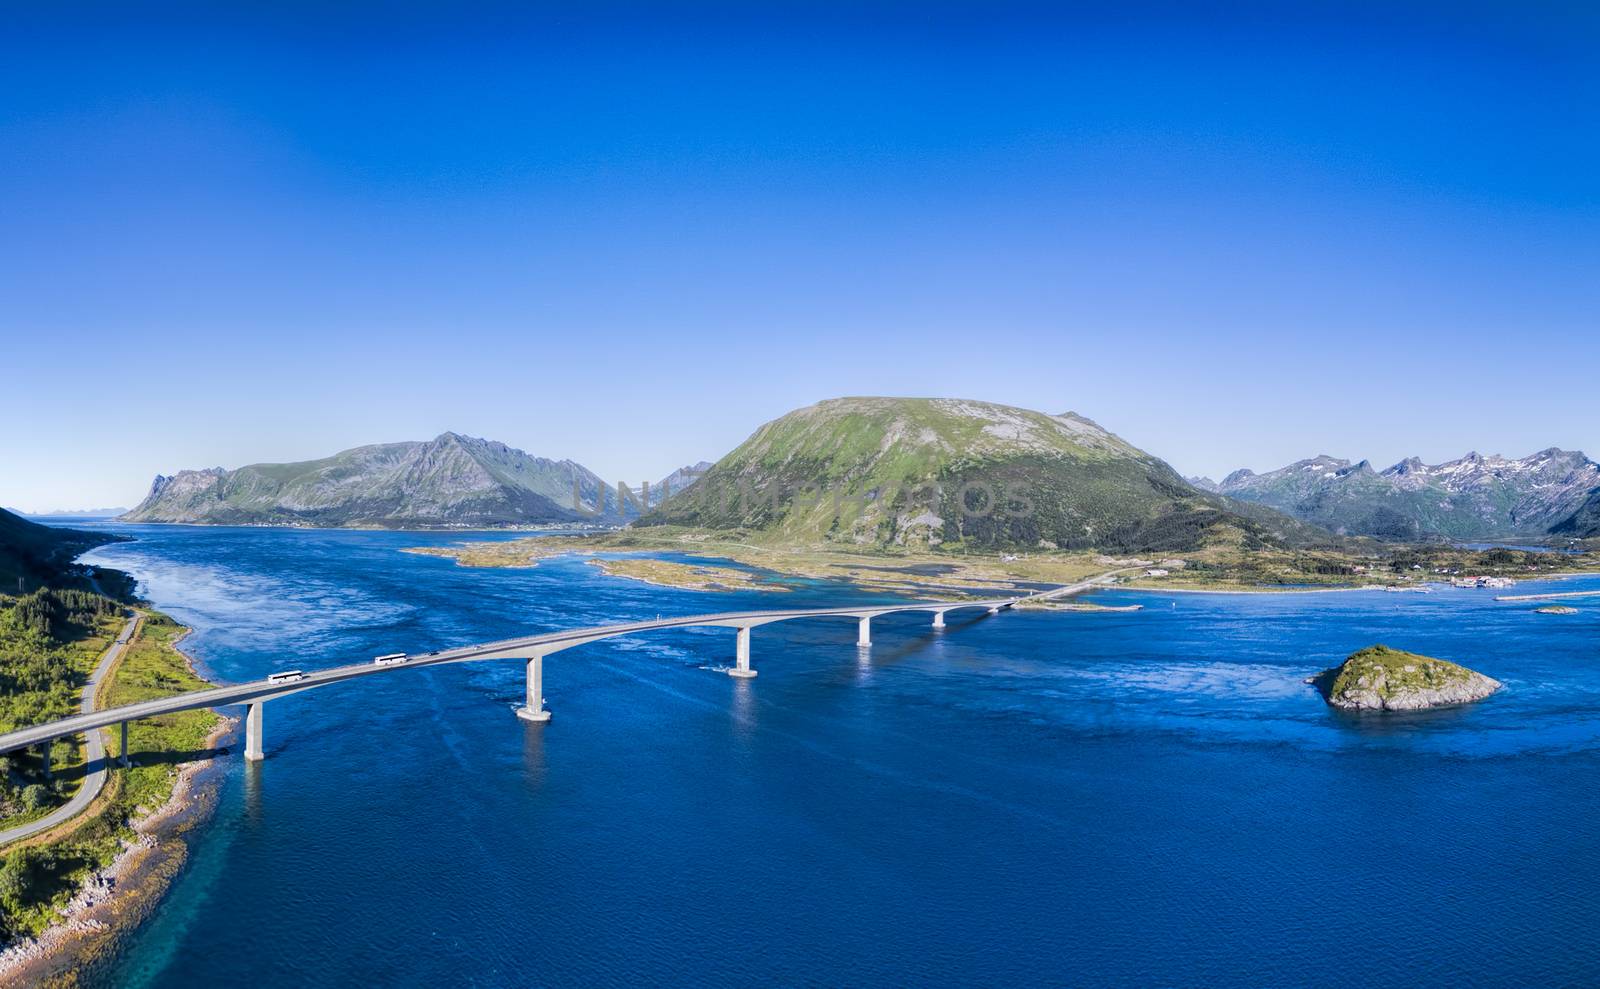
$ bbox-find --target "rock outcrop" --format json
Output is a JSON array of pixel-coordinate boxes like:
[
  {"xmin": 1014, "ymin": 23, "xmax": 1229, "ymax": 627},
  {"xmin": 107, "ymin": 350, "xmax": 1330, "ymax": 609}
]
[{"xmin": 1311, "ymin": 645, "xmax": 1501, "ymax": 711}]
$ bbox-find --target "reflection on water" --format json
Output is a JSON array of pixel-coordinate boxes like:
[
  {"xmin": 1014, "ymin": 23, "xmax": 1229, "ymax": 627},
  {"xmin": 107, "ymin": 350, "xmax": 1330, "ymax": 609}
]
[
  {"xmin": 240, "ymin": 760, "xmax": 264, "ymax": 826},
  {"xmin": 519, "ymin": 719, "xmax": 548, "ymax": 789}
]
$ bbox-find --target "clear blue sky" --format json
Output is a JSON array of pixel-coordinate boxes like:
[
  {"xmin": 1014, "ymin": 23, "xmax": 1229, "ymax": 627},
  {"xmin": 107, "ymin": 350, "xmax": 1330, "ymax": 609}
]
[{"xmin": 4, "ymin": 2, "xmax": 1597, "ymax": 511}]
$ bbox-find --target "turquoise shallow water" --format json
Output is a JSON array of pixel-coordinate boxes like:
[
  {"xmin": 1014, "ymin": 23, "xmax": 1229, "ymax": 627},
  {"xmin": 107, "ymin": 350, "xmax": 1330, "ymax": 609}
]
[{"xmin": 66, "ymin": 524, "xmax": 1600, "ymax": 986}]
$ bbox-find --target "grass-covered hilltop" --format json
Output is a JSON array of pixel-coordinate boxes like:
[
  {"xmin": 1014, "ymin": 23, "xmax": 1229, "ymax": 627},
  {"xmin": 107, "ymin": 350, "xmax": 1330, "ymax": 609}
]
[
  {"xmin": 1311, "ymin": 645, "xmax": 1503, "ymax": 711},
  {"xmin": 636, "ymin": 397, "xmax": 1321, "ymax": 554}
]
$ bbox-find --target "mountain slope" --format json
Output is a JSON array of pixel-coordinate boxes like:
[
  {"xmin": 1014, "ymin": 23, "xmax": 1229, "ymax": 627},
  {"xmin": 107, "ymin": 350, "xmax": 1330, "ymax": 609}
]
[
  {"xmin": 1551, "ymin": 487, "xmax": 1600, "ymax": 539},
  {"xmin": 1218, "ymin": 449, "xmax": 1600, "ymax": 540},
  {"xmin": 122, "ymin": 433, "xmax": 619, "ymax": 528},
  {"xmin": 644, "ymin": 461, "xmax": 713, "ymax": 509},
  {"xmin": 636, "ymin": 397, "xmax": 1317, "ymax": 552},
  {"xmin": 0, "ymin": 509, "xmax": 119, "ymax": 591}
]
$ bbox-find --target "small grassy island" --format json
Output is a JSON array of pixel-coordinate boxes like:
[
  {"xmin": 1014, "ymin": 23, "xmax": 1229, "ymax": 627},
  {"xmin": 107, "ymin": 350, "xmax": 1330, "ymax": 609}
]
[
  {"xmin": 1311, "ymin": 645, "xmax": 1502, "ymax": 711},
  {"xmin": 1536, "ymin": 605, "xmax": 1580, "ymax": 615},
  {"xmin": 584, "ymin": 558, "xmax": 787, "ymax": 592}
]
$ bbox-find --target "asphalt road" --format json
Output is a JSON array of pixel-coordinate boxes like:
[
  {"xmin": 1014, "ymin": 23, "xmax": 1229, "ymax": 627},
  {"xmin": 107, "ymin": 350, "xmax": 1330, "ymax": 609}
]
[{"xmin": 0, "ymin": 613, "xmax": 139, "ymax": 847}]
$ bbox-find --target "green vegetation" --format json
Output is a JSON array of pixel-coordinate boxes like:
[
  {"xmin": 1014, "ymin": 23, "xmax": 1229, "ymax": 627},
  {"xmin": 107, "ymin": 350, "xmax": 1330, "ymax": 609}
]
[
  {"xmin": 637, "ymin": 397, "xmax": 1323, "ymax": 554},
  {"xmin": 0, "ymin": 608, "xmax": 219, "ymax": 944},
  {"xmin": 1325, "ymin": 646, "xmax": 1473, "ymax": 696},
  {"xmin": 1311, "ymin": 645, "xmax": 1502, "ymax": 711},
  {"xmin": 584, "ymin": 557, "xmax": 789, "ymax": 592},
  {"xmin": 98, "ymin": 614, "xmax": 219, "ymax": 805},
  {"xmin": 1381, "ymin": 545, "xmax": 1600, "ymax": 579},
  {"xmin": 411, "ymin": 520, "xmax": 1600, "ymax": 597},
  {"xmin": 405, "ymin": 534, "xmax": 599, "ymax": 568},
  {"xmin": 0, "ymin": 589, "xmax": 123, "ymax": 828},
  {"xmin": 409, "ymin": 529, "xmax": 1098, "ymax": 598},
  {"xmin": 1125, "ymin": 541, "xmax": 1600, "ymax": 591},
  {"xmin": 122, "ymin": 431, "xmax": 615, "ymax": 527},
  {"xmin": 0, "ymin": 509, "xmax": 122, "ymax": 595}
]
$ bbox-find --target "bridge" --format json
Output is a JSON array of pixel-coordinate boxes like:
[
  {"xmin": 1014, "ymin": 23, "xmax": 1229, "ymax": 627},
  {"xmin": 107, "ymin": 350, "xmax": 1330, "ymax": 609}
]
[{"xmin": 0, "ymin": 571, "xmax": 1121, "ymax": 775}]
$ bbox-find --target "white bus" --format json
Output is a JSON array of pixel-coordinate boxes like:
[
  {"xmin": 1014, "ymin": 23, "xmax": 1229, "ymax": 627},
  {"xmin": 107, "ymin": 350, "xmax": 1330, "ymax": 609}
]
[
  {"xmin": 266, "ymin": 670, "xmax": 304, "ymax": 684},
  {"xmin": 373, "ymin": 653, "xmax": 408, "ymax": 666}
]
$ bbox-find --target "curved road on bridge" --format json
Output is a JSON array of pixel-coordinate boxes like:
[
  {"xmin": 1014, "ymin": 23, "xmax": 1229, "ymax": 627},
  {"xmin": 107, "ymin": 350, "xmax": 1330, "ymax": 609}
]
[{"xmin": 0, "ymin": 568, "xmax": 1131, "ymax": 772}]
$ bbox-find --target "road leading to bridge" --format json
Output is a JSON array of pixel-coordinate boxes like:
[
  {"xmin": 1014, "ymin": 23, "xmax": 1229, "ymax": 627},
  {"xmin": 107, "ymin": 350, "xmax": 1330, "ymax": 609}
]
[{"xmin": 0, "ymin": 614, "xmax": 139, "ymax": 847}]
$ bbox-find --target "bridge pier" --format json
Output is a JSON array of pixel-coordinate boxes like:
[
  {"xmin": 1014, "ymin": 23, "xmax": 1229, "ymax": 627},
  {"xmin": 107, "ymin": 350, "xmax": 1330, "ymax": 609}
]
[
  {"xmin": 517, "ymin": 654, "xmax": 552, "ymax": 723},
  {"xmin": 40, "ymin": 741, "xmax": 51, "ymax": 780},
  {"xmin": 932, "ymin": 610, "xmax": 947, "ymax": 629},
  {"xmin": 120, "ymin": 721, "xmax": 130, "ymax": 767},
  {"xmin": 858, "ymin": 616, "xmax": 871, "ymax": 646},
  {"xmin": 728, "ymin": 626, "xmax": 757, "ymax": 678},
  {"xmin": 245, "ymin": 702, "xmax": 264, "ymax": 761}
]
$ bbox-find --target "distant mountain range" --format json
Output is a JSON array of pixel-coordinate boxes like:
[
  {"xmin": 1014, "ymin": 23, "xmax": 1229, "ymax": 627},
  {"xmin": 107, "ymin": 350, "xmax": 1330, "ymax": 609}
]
[
  {"xmin": 1552, "ymin": 487, "xmax": 1600, "ymax": 539},
  {"xmin": 1198, "ymin": 449, "xmax": 1600, "ymax": 541},
  {"xmin": 109, "ymin": 414, "xmax": 1600, "ymax": 545},
  {"xmin": 637, "ymin": 397, "xmax": 1323, "ymax": 552},
  {"xmin": 644, "ymin": 462, "xmax": 713, "ymax": 508},
  {"xmin": 122, "ymin": 433, "xmax": 700, "ymax": 529}
]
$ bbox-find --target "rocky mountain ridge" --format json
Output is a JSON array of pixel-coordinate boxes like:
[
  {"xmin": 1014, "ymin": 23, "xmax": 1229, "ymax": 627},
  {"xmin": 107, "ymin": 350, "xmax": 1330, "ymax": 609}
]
[
  {"xmin": 1216, "ymin": 448, "xmax": 1600, "ymax": 540},
  {"xmin": 123, "ymin": 433, "xmax": 628, "ymax": 528}
]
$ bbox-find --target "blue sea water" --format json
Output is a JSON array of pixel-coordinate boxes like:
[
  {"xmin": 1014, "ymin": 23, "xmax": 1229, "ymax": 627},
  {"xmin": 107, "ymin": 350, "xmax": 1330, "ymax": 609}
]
[{"xmin": 65, "ymin": 524, "xmax": 1600, "ymax": 987}]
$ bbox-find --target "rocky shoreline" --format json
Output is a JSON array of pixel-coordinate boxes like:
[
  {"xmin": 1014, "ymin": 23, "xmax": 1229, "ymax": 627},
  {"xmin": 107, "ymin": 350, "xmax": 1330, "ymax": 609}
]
[{"xmin": 0, "ymin": 715, "xmax": 236, "ymax": 988}]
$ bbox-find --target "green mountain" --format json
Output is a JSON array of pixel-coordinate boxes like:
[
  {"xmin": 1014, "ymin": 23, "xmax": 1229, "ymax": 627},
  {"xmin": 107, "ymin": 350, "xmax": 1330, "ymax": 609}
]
[
  {"xmin": 636, "ymin": 397, "xmax": 1319, "ymax": 552},
  {"xmin": 1217, "ymin": 449, "xmax": 1600, "ymax": 541},
  {"xmin": 0, "ymin": 509, "xmax": 119, "ymax": 592},
  {"xmin": 122, "ymin": 433, "xmax": 624, "ymax": 528}
]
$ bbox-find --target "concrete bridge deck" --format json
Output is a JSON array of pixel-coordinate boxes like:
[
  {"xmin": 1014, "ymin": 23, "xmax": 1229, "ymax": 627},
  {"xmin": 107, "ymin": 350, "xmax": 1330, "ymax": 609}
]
[{"xmin": 0, "ymin": 568, "xmax": 1125, "ymax": 769}]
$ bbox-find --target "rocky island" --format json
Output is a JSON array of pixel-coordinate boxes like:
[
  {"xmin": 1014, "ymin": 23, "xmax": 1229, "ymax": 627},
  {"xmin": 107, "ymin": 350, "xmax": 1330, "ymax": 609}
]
[{"xmin": 1311, "ymin": 645, "xmax": 1502, "ymax": 711}]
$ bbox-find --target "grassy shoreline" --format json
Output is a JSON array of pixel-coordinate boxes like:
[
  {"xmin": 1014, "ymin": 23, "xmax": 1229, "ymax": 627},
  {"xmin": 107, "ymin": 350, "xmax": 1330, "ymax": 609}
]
[
  {"xmin": 406, "ymin": 527, "xmax": 1600, "ymax": 598},
  {"xmin": 405, "ymin": 531, "xmax": 1107, "ymax": 598},
  {"xmin": 583, "ymin": 557, "xmax": 790, "ymax": 593},
  {"xmin": 0, "ymin": 604, "xmax": 229, "ymax": 983}
]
